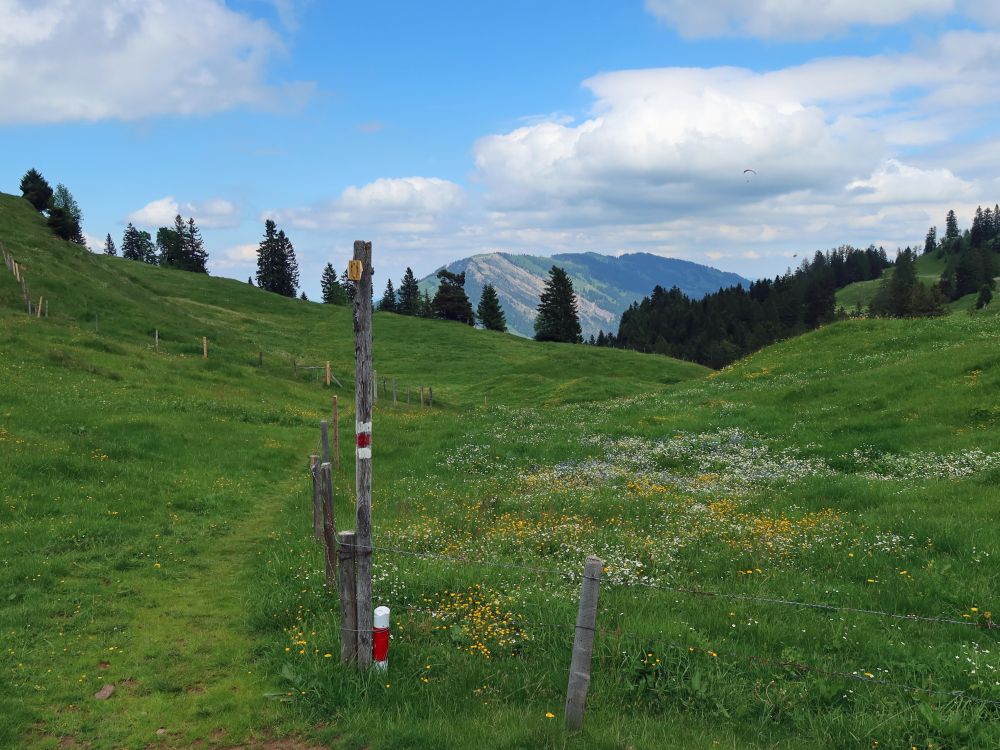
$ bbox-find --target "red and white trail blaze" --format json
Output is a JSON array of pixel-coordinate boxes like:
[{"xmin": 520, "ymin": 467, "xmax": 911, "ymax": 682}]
[{"xmin": 356, "ymin": 421, "xmax": 372, "ymax": 459}]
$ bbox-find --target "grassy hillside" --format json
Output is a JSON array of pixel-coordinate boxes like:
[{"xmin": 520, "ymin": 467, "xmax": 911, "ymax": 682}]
[
  {"xmin": 835, "ymin": 252, "xmax": 957, "ymax": 311},
  {"xmin": 2, "ymin": 191, "xmax": 999, "ymax": 750}
]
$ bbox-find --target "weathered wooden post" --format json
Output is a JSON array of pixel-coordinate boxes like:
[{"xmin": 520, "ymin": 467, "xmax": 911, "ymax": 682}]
[
  {"xmin": 155, "ymin": 329, "xmax": 159, "ymax": 351},
  {"xmin": 429, "ymin": 386, "xmax": 433, "ymax": 408},
  {"xmin": 331, "ymin": 395, "xmax": 341, "ymax": 470},
  {"xmin": 351, "ymin": 240, "xmax": 374, "ymax": 669},
  {"xmin": 320, "ymin": 461, "xmax": 336, "ymax": 586},
  {"xmin": 392, "ymin": 378, "xmax": 397, "ymax": 404},
  {"xmin": 419, "ymin": 385, "xmax": 424, "ymax": 408},
  {"xmin": 321, "ymin": 420, "xmax": 331, "ymax": 467},
  {"xmin": 337, "ymin": 530, "xmax": 357, "ymax": 664},
  {"xmin": 565, "ymin": 555, "xmax": 603, "ymax": 731},
  {"xmin": 310, "ymin": 454, "xmax": 322, "ymax": 543},
  {"xmin": 36, "ymin": 297, "xmax": 42, "ymax": 319},
  {"xmin": 258, "ymin": 350, "xmax": 263, "ymax": 367},
  {"xmin": 202, "ymin": 336, "xmax": 208, "ymax": 359},
  {"xmin": 326, "ymin": 361, "xmax": 331, "ymax": 387}
]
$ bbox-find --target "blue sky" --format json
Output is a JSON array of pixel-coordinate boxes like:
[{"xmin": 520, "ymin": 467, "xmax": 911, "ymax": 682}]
[{"xmin": 2, "ymin": 0, "xmax": 999, "ymax": 298}]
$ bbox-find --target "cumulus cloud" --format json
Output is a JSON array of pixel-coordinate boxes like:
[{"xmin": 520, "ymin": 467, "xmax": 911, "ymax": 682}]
[
  {"xmin": 211, "ymin": 243, "xmax": 259, "ymax": 271},
  {"xmin": 268, "ymin": 177, "xmax": 465, "ymax": 234},
  {"xmin": 644, "ymin": 0, "xmax": 956, "ymax": 39},
  {"xmin": 0, "ymin": 0, "xmax": 310, "ymax": 124},
  {"xmin": 128, "ymin": 196, "xmax": 241, "ymax": 229}
]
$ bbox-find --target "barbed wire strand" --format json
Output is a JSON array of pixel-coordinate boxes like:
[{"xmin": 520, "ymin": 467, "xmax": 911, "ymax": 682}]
[{"xmin": 362, "ymin": 543, "xmax": 991, "ymax": 630}]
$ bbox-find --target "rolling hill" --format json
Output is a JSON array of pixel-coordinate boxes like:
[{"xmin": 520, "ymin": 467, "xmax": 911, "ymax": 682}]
[
  {"xmin": 417, "ymin": 251, "xmax": 749, "ymax": 338},
  {"xmin": 2, "ymin": 190, "xmax": 999, "ymax": 749}
]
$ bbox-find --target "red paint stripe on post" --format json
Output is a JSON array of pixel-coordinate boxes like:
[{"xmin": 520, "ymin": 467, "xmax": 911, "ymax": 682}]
[{"xmin": 357, "ymin": 433, "xmax": 372, "ymax": 449}]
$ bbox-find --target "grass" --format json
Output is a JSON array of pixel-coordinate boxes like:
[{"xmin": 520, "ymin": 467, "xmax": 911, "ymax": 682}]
[{"xmin": 1, "ymin": 190, "xmax": 999, "ymax": 749}]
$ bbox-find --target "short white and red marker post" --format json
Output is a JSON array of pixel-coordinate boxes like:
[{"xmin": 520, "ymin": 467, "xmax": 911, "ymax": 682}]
[{"xmin": 373, "ymin": 606, "xmax": 390, "ymax": 670}]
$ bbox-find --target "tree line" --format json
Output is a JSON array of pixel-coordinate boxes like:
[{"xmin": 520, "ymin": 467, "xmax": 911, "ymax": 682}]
[
  {"xmin": 20, "ymin": 168, "xmax": 87, "ymax": 247},
  {"xmin": 604, "ymin": 245, "xmax": 894, "ymax": 368}
]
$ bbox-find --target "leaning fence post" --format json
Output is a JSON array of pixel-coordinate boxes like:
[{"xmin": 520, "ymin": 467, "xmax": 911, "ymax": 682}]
[
  {"xmin": 337, "ymin": 530, "xmax": 358, "ymax": 664},
  {"xmin": 565, "ymin": 555, "xmax": 603, "ymax": 731},
  {"xmin": 320, "ymin": 462, "xmax": 336, "ymax": 587},
  {"xmin": 310, "ymin": 454, "xmax": 323, "ymax": 543}
]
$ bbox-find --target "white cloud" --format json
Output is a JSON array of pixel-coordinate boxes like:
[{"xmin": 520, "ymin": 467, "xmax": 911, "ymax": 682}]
[
  {"xmin": 211, "ymin": 243, "xmax": 259, "ymax": 272},
  {"xmin": 846, "ymin": 159, "xmax": 976, "ymax": 204},
  {"xmin": 267, "ymin": 177, "xmax": 465, "ymax": 234},
  {"xmin": 128, "ymin": 196, "xmax": 241, "ymax": 229},
  {"xmin": 0, "ymin": 0, "xmax": 310, "ymax": 124},
  {"xmin": 645, "ymin": 0, "xmax": 956, "ymax": 39}
]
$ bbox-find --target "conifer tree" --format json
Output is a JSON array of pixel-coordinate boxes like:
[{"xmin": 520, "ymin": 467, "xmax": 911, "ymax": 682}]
[
  {"xmin": 300, "ymin": 291, "xmax": 308, "ymax": 301},
  {"xmin": 397, "ymin": 267, "xmax": 421, "ymax": 315},
  {"xmin": 137, "ymin": 229, "xmax": 156, "ymax": 264},
  {"xmin": 379, "ymin": 278, "xmax": 398, "ymax": 312},
  {"xmin": 20, "ymin": 169, "xmax": 53, "ymax": 212},
  {"xmin": 431, "ymin": 269, "xmax": 475, "ymax": 324},
  {"xmin": 157, "ymin": 223, "xmax": 183, "ymax": 268},
  {"xmin": 476, "ymin": 283, "xmax": 507, "ymax": 332},
  {"xmin": 103, "ymin": 234, "xmax": 117, "ymax": 256},
  {"xmin": 121, "ymin": 223, "xmax": 142, "ymax": 260},
  {"xmin": 185, "ymin": 218, "xmax": 208, "ymax": 273},
  {"xmin": 977, "ymin": 285, "xmax": 993, "ymax": 309},
  {"xmin": 321, "ymin": 263, "xmax": 347, "ymax": 304},
  {"xmin": 534, "ymin": 266, "xmax": 582, "ymax": 343},
  {"xmin": 255, "ymin": 220, "xmax": 298, "ymax": 296},
  {"xmin": 923, "ymin": 226, "xmax": 936, "ymax": 255},
  {"xmin": 248, "ymin": 276, "xmax": 254, "ymax": 285},
  {"xmin": 945, "ymin": 209, "xmax": 960, "ymax": 243},
  {"xmin": 420, "ymin": 290, "xmax": 433, "ymax": 317}
]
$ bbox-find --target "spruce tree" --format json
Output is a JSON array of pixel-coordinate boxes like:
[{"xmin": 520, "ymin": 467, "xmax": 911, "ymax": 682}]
[
  {"xmin": 121, "ymin": 223, "xmax": 142, "ymax": 260},
  {"xmin": 379, "ymin": 279, "xmax": 398, "ymax": 312},
  {"xmin": 185, "ymin": 218, "xmax": 208, "ymax": 273},
  {"xmin": 278, "ymin": 230, "xmax": 299, "ymax": 297},
  {"xmin": 20, "ymin": 169, "xmax": 53, "ymax": 212},
  {"xmin": 420, "ymin": 290, "xmax": 433, "ymax": 317},
  {"xmin": 321, "ymin": 263, "xmax": 347, "ymax": 304},
  {"xmin": 945, "ymin": 209, "xmax": 960, "ymax": 243},
  {"xmin": 397, "ymin": 267, "xmax": 421, "ymax": 315},
  {"xmin": 476, "ymin": 283, "xmax": 507, "ymax": 332},
  {"xmin": 137, "ymin": 229, "xmax": 156, "ymax": 264},
  {"xmin": 248, "ymin": 276, "xmax": 254, "ymax": 286},
  {"xmin": 923, "ymin": 227, "xmax": 936, "ymax": 255},
  {"xmin": 431, "ymin": 269, "xmax": 475, "ymax": 324},
  {"xmin": 103, "ymin": 234, "xmax": 117, "ymax": 256},
  {"xmin": 300, "ymin": 291, "xmax": 308, "ymax": 301},
  {"xmin": 534, "ymin": 266, "xmax": 582, "ymax": 343},
  {"xmin": 256, "ymin": 220, "xmax": 297, "ymax": 296}
]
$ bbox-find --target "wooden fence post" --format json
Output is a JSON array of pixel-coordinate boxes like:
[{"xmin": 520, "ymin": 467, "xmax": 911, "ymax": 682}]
[
  {"xmin": 320, "ymin": 420, "xmax": 330, "ymax": 467},
  {"xmin": 392, "ymin": 378, "xmax": 397, "ymax": 404},
  {"xmin": 352, "ymin": 240, "xmax": 374, "ymax": 670},
  {"xmin": 202, "ymin": 336, "xmax": 207, "ymax": 359},
  {"xmin": 44, "ymin": 299, "xmax": 48, "ymax": 318},
  {"xmin": 331, "ymin": 396, "xmax": 340, "ymax": 470},
  {"xmin": 429, "ymin": 386, "xmax": 433, "ymax": 408},
  {"xmin": 258, "ymin": 350, "xmax": 263, "ymax": 367},
  {"xmin": 320, "ymin": 462, "xmax": 336, "ymax": 587},
  {"xmin": 36, "ymin": 297, "xmax": 42, "ymax": 319},
  {"xmin": 565, "ymin": 555, "xmax": 603, "ymax": 731},
  {"xmin": 407, "ymin": 387, "xmax": 411, "ymax": 405},
  {"xmin": 310, "ymin": 455, "xmax": 323, "ymax": 543},
  {"xmin": 337, "ymin": 530, "xmax": 357, "ymax": 664},
  {"xmin": 326, "ymin": 361, "xmax": 331, "ymax": 387},
  {"xmin": 419, "ymin": 386, "xmax": 424, "ymax": 408},
  {"xmin": 155, "ymin": 329, "xmax": 159, "ymax": 351}
]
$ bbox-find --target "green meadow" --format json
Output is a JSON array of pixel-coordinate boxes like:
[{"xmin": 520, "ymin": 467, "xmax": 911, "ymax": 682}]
[{"xmin": 1, "ymin": 191, "xmax": 999, "ymax": 749}]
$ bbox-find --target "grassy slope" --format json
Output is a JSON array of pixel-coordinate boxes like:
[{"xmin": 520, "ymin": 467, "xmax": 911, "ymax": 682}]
[
  {"xmin": 2, "ymin": 191, "xmax": 999, "ymax": 749},
  {"xmin": 0, "ymin": 193, "xmax": 705, "ymax": 748},
  {"xmin": 835, "ymin": 252, "xmax": 969, "ymax": 311}
]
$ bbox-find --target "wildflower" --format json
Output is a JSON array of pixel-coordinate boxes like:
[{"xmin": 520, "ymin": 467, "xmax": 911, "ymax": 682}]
[
  {"xmin": 545, "ymin": 712, "xmax": 555, "ymax": 719},
  {"xmin": 153, "ymin": 563, "xmax": 161, "ymax": 569}
]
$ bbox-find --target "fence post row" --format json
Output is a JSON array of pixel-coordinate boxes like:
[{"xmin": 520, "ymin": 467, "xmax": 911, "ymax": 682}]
[
  {"xmin": 352, "ymin": 240, "xmax": 374, "ymax": 670},
  {"xmin": 337, "ymin": 530, "xmax": 358, "ymax": 664},
  {"xmin": 565, "ymin": 555, "xmax": 603, "ymax": 731}
]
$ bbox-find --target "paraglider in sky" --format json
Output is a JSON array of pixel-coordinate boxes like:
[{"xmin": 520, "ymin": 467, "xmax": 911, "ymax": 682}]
[{"xmin": 744, "ymin": 168, "xmax": 757, "ymax": 183}]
